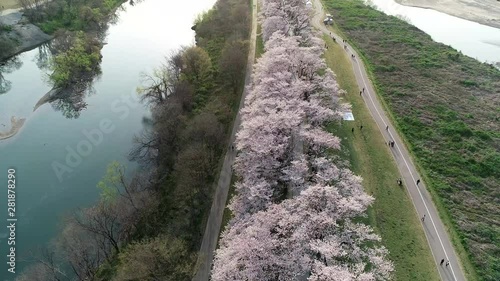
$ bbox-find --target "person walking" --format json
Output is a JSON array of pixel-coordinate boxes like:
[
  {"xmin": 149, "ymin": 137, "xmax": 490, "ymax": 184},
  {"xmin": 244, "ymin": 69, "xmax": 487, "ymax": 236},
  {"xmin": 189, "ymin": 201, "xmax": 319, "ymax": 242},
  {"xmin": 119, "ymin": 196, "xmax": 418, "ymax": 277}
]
[
  {"xmin": 440, "ymin": 259, "xmax": 445, "ymax": 266},
  {"xmin": 446, "ymin": 261, "xmax": 450, "ymax": 267},
  {"xmin": 421, "ymin": 214, "xmax": 426, "ymax": 222},
  {"xmin": 386, "ymin": 125, "xmax": 389, "ymax": 130},
  {"xmin": 416, "ymin": 179, "xmax": 421, "ymax": 185},
  {"xmin": 360, "ymin": 125, "xmax": 363, "ymax": 130},
  {"xmin": 351, "ymin": 127, "xmax": 354, "ymax": 133},
  {"xmin": 360, "ymin": 90, "xmax": 362, "ymax": 95}
]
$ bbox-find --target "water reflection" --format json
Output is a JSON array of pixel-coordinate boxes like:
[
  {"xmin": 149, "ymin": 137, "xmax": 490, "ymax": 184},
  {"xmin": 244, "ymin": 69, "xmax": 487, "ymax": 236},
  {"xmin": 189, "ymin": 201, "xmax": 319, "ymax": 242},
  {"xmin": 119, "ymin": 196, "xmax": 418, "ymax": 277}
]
[
  {"xmin": 0, "ymin": 57, "xmax": 22, "ymax": 95},
  {"xmin": 368, "ymin": 0, "xmax": 500, "ymax": 65},
  {"xmin": 32, "ymin": 13, "xmax": 116, "ymax": 119}
]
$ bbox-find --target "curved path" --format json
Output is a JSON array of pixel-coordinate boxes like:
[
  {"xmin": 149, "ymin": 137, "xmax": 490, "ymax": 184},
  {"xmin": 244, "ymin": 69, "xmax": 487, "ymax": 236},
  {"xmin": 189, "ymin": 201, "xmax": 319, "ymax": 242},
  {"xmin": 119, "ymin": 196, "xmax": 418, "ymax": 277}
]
[
  {"xmin": 311, "ymin": 0, "xmax": 466, "ymax": 280},
  {"xmin": 192, "ymin": 0, "xmax": 257, "ymax": 279}
]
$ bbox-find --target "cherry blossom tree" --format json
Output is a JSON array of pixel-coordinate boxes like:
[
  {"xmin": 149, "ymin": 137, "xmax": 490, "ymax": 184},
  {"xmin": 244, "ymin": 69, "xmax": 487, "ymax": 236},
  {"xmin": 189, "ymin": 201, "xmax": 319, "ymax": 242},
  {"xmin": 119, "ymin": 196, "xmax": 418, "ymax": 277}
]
[
  {"xmin": 213, "ymin": 184, "xmax": 393, "ymax": 281},
  {"xmin": 212, "ymin": 0, "xmax": 394, "ymax": 279}
]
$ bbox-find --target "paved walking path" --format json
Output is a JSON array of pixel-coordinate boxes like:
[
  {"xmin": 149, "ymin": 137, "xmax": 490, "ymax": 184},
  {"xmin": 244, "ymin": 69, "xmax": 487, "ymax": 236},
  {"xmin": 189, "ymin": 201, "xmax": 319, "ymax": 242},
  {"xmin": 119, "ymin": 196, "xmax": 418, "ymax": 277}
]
[
  {"xmin": 311, "ymin": 0, "xmax": 466, "ymax": 280},
  {"xmin": 192, "ymin": 0, "xmax": 258, "ymax": 280}
]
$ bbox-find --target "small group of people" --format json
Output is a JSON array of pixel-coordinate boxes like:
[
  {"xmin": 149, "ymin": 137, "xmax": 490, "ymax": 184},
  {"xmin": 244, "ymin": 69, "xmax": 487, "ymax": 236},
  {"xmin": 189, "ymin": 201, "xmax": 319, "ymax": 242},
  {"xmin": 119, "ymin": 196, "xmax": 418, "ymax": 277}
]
[
  {"xmin": 388, "ymin": 140, "xmax": 395, "ymax": 147},
  {"xmin": 440, "ymin": 259, "xmax": 450, "ymax": 267}
]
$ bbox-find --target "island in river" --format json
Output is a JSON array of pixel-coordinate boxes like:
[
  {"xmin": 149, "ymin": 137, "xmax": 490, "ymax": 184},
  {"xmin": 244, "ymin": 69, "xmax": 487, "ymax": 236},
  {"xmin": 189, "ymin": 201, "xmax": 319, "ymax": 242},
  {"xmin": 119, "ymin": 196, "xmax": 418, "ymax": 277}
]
[
  {"xmin": 395, "ymin": 0, "xmax": 500, "ymax": 29},
  {"xmin": 0, "ymin": 9, "xmax": 52, "ymax": 61}
]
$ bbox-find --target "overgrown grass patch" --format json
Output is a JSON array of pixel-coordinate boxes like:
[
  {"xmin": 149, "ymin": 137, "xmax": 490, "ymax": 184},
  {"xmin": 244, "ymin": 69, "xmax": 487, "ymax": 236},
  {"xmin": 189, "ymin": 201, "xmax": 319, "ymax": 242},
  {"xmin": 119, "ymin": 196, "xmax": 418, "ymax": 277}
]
[
  {"xmin": 323, "ymin": 0, "xmax": 499, "ymax": 280},
  {"xmin": 323, "ymin": 34, "xmax": 439, "ymax": 281}
]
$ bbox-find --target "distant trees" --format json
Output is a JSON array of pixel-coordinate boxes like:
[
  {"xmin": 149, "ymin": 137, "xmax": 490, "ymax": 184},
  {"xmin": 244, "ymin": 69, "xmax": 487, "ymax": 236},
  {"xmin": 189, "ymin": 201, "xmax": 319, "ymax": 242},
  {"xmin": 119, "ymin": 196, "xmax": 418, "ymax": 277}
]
[
  {"xmin": 261, "ymin": 0, "xmax": 312, "ymax": 40},
  {"xmin": 211, "ymin": 0, "xmax": 392, "ymax": 280}
]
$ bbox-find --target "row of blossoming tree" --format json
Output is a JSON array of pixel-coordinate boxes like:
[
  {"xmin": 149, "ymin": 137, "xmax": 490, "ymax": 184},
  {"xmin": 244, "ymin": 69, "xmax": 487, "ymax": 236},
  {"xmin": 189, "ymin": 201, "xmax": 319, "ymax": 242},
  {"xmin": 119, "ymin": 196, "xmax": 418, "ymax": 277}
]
[{"xmin": 211, "ymin": 0, "xmax": 393, "ymax": 280}]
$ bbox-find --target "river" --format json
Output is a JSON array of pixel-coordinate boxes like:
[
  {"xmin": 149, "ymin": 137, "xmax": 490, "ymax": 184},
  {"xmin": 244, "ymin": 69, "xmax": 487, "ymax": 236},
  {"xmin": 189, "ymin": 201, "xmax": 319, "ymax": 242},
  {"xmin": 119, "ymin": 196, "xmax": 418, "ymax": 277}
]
[
  {"xmin": 369, "ymin": 0, "xmax": 500, "ymax": 66},
  {"xmin": 0, "ymin": 0, "xmax": 498, "ymax": 278},
  {"xmin": 0, "ymin": 0, "xmax": 215, "ymax": 277}
]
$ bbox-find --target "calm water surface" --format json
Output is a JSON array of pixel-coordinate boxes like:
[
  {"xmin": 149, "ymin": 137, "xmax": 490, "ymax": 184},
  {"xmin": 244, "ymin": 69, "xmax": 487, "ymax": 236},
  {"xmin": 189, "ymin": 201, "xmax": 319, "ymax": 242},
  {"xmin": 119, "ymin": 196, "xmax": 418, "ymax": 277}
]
[
  {"xmin": 0, "ymin": 0, "xmax": 215, "ymax": 277},
  {"xmin": 370, "ymin": 0, "xmax": 500, "ymax": 65},
  {"xmin": 0, "ymin": 0, "xmax": 497, "ymax": 277}
]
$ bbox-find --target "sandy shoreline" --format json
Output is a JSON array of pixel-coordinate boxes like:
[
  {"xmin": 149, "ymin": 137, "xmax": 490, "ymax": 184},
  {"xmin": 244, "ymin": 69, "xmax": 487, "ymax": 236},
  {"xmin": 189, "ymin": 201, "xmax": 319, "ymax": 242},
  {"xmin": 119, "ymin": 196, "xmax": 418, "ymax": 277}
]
[
  {"xmin": 395, "ymin": 0, "xmax": 500, "ymax": 29},
  {"xmin": 0, "ymin": 116, "xmax": 26, "ymax": 140}
]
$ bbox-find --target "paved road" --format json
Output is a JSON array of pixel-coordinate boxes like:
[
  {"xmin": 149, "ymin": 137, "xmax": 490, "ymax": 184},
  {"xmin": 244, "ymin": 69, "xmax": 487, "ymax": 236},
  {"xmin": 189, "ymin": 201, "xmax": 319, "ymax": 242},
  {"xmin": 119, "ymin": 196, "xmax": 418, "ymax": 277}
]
[
  {"xmin": 192, "ymin": 0, "xmax": 258, "ymax": 280},
  {"xmin": 311, "ymin": 0, "xmax": 466, "ymax": 280}
]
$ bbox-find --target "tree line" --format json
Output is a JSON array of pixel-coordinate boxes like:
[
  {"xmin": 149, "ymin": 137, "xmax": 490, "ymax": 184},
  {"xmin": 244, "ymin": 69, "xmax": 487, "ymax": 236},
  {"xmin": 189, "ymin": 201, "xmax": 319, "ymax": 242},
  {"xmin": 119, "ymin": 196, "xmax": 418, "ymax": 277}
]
[
  {"xmin": 211, "ymin": 0, "xmax": 393, "ymax": 280},
  {"xmin": 17, "ymin": 0, "xmax": 251, "ymax": 279}
]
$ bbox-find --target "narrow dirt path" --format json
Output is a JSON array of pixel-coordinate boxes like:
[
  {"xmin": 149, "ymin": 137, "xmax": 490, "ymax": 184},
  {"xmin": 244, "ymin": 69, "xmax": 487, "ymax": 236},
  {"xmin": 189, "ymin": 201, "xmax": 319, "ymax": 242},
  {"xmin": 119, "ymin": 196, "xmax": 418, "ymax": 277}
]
[
  {"xmin": 192, "ymin": 0, "xmax": 257, "ymax": 279},
  {"xmin": 311, "ymin": 0, "xmax": 467, "ymax": 280}
]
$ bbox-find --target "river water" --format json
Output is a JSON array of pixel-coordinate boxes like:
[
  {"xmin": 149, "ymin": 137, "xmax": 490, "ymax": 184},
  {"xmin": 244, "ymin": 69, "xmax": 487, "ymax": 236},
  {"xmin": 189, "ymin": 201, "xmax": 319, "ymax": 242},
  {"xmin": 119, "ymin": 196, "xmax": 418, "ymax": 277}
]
[
  {"xmin": 369, "ymin": 0, "xmax": 500, "ymax": 65},
  {"xmin": 0, "ymin": 0, "xmax": 498, "ymax": 277},
  {"xmin": 0, "ymin": 0, "xmax": 215, "ymax": 277}
]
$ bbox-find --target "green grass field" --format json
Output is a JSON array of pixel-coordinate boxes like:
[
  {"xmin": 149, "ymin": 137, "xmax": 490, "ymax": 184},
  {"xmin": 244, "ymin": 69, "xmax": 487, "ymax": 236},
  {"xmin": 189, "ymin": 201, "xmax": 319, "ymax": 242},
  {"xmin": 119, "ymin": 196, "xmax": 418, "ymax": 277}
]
[
  {"xmin": 323, "ymin": 34, "xmax": 440, "ymax": 281},
  {"xmin": 322, "ymin": 0, "xmax": 500, "ymax": 280}
]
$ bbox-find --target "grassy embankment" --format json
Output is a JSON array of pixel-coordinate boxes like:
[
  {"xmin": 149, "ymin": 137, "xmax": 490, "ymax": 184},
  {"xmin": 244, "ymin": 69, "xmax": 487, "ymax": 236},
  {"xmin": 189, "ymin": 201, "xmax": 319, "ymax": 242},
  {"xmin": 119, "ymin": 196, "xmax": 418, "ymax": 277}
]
[
  {"xmin": 323, "ymin": 0, "xmax": 500, "ymax": 280},
  {"xmin": 322, "ymin": 34, "xmax": 439, "ymax": 281}
]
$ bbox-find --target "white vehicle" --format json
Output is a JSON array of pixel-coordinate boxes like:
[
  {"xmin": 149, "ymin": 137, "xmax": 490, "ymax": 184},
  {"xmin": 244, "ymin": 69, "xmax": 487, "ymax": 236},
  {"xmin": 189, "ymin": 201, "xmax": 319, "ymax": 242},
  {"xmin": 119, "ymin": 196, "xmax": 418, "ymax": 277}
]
[{"xmin": 323, "ymin": 14, "xmax": 333, "ymax": 25}]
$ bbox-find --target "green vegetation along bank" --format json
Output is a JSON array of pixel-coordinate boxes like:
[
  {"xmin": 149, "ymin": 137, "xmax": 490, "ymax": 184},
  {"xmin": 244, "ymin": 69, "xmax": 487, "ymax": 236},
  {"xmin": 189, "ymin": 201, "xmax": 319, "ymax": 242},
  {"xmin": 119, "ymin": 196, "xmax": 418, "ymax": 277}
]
[
  {"xmin": 16, "ymin": 0, "xmax": 251, "ymax": 279},
  {"xmin": 323, "ymin": 0, "xmax": 499, "ymax": 280}
]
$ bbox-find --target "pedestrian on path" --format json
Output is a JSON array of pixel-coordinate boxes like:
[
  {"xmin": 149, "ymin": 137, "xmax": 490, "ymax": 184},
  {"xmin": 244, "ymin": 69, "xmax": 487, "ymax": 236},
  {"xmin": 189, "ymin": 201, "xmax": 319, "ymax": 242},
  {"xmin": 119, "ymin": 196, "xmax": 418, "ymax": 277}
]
[
  {"xmin": 416, "ymin": 179, "xmax": 421, "ymax": 185},
  {"xmin": 360, "ymin": 90, "xmax": 362, "ymax": 95},
  {"xmin": 446, "ymin": 261, "xmax": 450, "ymax": 267},
  {"xmin": 440, "ymin": 259, "xmax": 445, "ymax": 266},
  {"xmin": 397, "ymin": 178, "xmax": 402, "ymax": 186},
  {"xmin": 421, "ymin": 214, "xmax": 426, "ymax": 222},
  {"xmin": 391, "ymin": 141, "xmax": 395, "ymax": 147},
  {"xmin": 386, "ymin": 125, "xmax": 389, "ymax": 130},
  {"xmin": 362, "ymin": 87, "xmax": 365, "ymax": 93}
]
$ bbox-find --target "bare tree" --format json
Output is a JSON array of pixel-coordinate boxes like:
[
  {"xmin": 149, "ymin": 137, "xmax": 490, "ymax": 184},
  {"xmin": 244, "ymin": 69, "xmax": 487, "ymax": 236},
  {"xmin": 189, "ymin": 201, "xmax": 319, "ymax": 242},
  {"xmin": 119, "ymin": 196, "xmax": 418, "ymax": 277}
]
[{"xmin": 137, "ymin": 49, "xmax": 185, "ymax": 106}]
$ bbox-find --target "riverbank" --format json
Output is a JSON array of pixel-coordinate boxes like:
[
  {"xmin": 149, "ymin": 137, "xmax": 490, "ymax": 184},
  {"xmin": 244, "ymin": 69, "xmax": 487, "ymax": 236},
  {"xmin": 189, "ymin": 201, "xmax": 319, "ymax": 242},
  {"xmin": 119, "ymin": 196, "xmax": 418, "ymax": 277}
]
[
  {"xmin": 395, "ymin": 0, "xmax": 500, "ymax": 29},
  {"xmin": 0, "ymin": 9, "xmax": 52, "ymax": 61},
  {"xmin": 0, "ymin": 0, "xmax": 21, "ymax": 10},
  {"xmin": 324, "ymin": 0, "xmax": 499, "ymax": 280}
]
